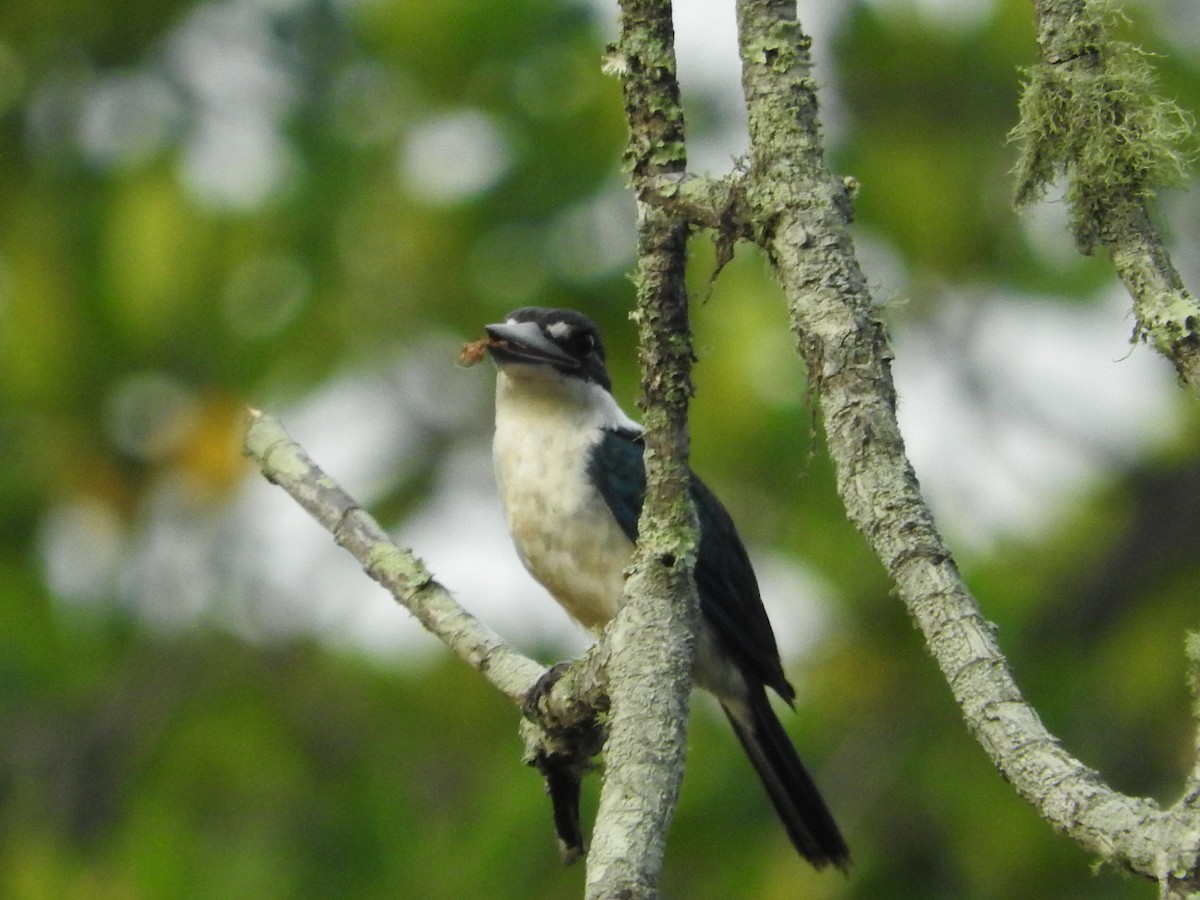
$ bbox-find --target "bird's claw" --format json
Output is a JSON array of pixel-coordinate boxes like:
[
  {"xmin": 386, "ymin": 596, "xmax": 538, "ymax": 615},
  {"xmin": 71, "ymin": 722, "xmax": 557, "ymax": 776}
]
[{"xmin": 522, "ymin": 660, "xmax": 573, "ymax": 721}]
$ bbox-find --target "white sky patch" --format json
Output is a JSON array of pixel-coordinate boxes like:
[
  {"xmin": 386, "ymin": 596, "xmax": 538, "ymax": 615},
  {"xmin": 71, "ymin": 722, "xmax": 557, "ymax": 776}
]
[
  {"xmin": 181, "ymin": 116, "xmax": 298, "ymax": 210},
  {"xmin": 892, "ymin": 288, "xmax": 1181, "ymax": 552},
  {"xmin": 671, "ymin": 0, "xmax": 748, "ymax": 172},
  {"xmin": 279, "ymin": 368, "xmax": 423, "ymax": 500},
  {"xmin": 77, "ymin": 72, "xmax": 181, "ymax": 169},
  {"xmin": 399, "ymin": 109, "xmax": 513, "ymax": 205},
  {"xmin": 751, "ymin": 550, "xmax": 839, "ymax": 666},
  {"xmin": 1016, "ymin": 185, "xmax": 1087, "ymax": 271},
  {"xmin": 545, "ymin": 180, "xmax": 636, "ymax": 282},
  {"xmin": 165, "ymin": 0, "xmax": 301, "ymax": 209},
  {"xmin": 39, "ymin": 499, "xmax": 126, "ymax": 605}
]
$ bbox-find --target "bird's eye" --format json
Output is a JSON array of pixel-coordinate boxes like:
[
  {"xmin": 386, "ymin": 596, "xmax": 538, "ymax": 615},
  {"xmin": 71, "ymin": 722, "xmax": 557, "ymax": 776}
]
[{"xmin": 579, "ymin": 333, "xmax": 595, "ymax": 353}]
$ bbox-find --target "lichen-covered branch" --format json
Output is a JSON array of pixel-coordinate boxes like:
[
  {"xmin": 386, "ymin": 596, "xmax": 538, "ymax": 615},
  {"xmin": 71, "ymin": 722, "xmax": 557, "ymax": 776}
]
[
  {"xmin": 243, "ymin": 410, "xmax": 543, "ymax": 702},
  {"xmin": 243, "ymin": 409, "xmax": 611, "ymax": 855},
  {"xmin": 718, "ymin": 0, "xmax": 1199, "ymax": 886},
  {"xmin": 1011, "ymin": 0, "xmax": 1200, "ymax": 395},
  {"xmin": 583, "ymin": 1, "xmax": 699, "ymax": 896}
]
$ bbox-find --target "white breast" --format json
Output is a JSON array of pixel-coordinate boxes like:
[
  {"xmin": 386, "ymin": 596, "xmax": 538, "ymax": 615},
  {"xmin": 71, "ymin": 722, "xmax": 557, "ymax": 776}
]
[{"xmin": 492, "ymin": 371, "xmax": 639, "ymax": 632}]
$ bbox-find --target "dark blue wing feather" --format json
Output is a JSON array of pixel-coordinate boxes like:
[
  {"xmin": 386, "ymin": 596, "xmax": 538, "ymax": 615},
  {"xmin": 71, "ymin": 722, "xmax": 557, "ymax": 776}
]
[
  {"xmin": 587, "ymin": 428, "xmax": 793, "ymax": 701},
  {"xmin": 586, "ymin": 427, "xmax": 645, "ymax": 542}
]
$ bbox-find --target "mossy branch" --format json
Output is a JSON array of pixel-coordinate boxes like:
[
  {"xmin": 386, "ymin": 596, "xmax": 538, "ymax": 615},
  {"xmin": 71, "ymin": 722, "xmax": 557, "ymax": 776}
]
[
  {"xmin": 1010, "ymin": 5, "xmax": 1192, "ymax": 246},
  {"xmin": 582, "ymin": 1, "xmax": 700, "ymax": 897},
  {"xmin": 1011, "ymin": 0, "xmax": 1200, "ymax": 394},
  {"xmin": 242, "ymin": 409, "xmax": 611, "ymax": 862},
  {"xmin": 620, "ymin": 0, "xmax": 1199, "ymax": 888},
  {"xmin": 1187, "ymin": 633, "xmax": 1200, "ymax": 805}
]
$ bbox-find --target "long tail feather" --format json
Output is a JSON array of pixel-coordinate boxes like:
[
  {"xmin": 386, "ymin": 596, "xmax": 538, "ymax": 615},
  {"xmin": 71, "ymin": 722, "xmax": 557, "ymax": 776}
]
[{"xmin": 721, "ymin": 689, "xmax": 850, "ymax": 871}]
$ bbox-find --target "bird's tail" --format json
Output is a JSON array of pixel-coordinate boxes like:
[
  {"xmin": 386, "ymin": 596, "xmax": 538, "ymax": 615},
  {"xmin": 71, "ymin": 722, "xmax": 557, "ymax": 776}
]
[{"xmin": 720, "ymin": 688, "xmax": 850, "ymax": 871}]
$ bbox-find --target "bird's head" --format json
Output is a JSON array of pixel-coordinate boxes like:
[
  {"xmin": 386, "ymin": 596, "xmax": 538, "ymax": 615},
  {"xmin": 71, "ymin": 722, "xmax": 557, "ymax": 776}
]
[{"xmin": 485, "ymin": 307, "xmax": 613, "ymax": 393}]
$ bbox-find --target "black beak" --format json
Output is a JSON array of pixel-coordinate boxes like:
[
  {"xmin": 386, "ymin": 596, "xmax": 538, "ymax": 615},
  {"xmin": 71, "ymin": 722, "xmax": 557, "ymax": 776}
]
[{"xmin": 485, "ymin": 320, "xmax": 579, "ymax": 370}]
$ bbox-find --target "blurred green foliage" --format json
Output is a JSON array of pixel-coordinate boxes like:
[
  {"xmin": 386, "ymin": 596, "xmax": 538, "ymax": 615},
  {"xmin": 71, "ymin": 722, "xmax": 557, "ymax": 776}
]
[{"xmin": 0, "ymin": 0, "xmax": 1198, "ymax": 896}]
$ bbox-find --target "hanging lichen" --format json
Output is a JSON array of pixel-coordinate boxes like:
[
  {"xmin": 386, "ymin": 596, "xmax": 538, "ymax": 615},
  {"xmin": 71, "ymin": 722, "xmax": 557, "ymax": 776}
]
[{"xmin": 1010, "ymin": 2, "xmax": 1194, "ymax": 251}]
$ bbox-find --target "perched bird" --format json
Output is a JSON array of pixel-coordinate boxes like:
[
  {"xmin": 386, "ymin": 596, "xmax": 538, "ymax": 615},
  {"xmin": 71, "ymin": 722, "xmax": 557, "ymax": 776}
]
[{"xmin": 485, "ymin": 306, "xmax": 849, "ymax": 870}]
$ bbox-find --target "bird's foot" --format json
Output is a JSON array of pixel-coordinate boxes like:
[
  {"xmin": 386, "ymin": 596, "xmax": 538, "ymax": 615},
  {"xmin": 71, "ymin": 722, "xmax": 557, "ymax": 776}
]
[{"xmin": 522, "ymin": 660, "xmax": 573, "ymax": 722}]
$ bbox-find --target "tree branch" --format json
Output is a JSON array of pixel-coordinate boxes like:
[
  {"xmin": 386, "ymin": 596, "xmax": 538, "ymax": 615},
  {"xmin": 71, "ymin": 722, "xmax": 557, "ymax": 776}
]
[
  {"xmin": 583, "ymin": 2, "xmax": 700, "ymax": 896},
  {"xmin": 719, "ymin": 0, "xmax": 1199, "ymax": 886},
  {"xmin": 243, "ymin": 410, "xmax": 543, "ymax": 701},
  {"xmin": 243, "ymin": 409, "xmax": 611, "ymax": 860},
  {"xmin": 1012, "ymin": 0, "xmax": 1200, "ymax": 395}
]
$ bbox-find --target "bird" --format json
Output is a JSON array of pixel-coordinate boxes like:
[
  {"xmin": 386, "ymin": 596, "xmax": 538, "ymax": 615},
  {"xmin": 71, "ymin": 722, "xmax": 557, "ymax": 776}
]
[{"xmin": 484, "ymin": 306, "xmax": 849, "ymax": 871}]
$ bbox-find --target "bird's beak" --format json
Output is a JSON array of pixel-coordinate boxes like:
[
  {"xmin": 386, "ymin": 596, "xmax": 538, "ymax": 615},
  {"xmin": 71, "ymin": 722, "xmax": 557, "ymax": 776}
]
[{"xmin": 484, "ymin": 321, "xmax": 578, "ymax": 370}]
